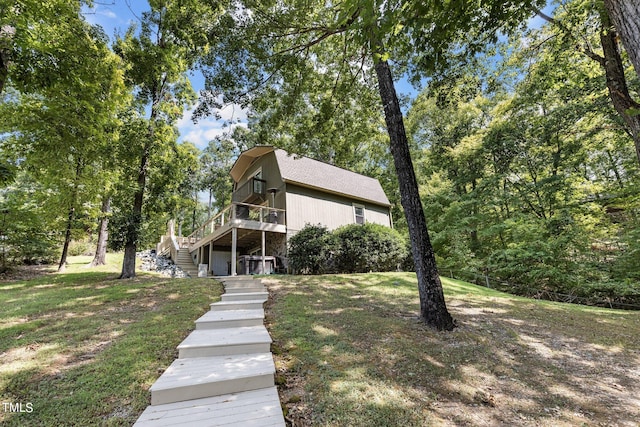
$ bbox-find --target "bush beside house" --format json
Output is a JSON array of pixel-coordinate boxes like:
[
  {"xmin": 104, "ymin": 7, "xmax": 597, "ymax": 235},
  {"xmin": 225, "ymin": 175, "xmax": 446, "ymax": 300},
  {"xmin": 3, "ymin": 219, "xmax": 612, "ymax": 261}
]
[
  {"xmin": 288, "ymin": 224, "xmax": 340, "ymax": 274},
  {"xmin": 288, "ymin": 223, "xmax": 407, "ymax": 274}
]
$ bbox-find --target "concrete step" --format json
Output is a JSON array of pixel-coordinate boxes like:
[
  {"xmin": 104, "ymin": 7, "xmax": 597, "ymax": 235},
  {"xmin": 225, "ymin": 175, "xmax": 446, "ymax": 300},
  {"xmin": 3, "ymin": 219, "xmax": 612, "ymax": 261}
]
[
  {"xmin": 218, "ymin": 276, "xmax": 258, "ymax": 280},
  {"xmin": 221, "ymin": 292, "xmax": 269, "ymax": 302},
  {"xmin": 150, "ymin": 353, "xmax": 276, "ymax": 405},
  {"xmin": 225, "ymin": 286, "xmax": 266, "ymax": 294},
  {"xmin": 218, "ymin": 278, "xmax": 260, "ymax": 285},
  {"xmin": 177, "ymin": 326, "xmax": 272, "ymax": 358},
  {"xmin": 210, "ymin": 300, "xmax": 266, "ymax": 311},
  {"xmin": 224, "ymin": 281, "xmax": 265, "ymax": 289},
  {"xmin": 134, "ymin": 387, "xmax": 285, "ymax": 427},
  {"xmin": 195, "ymin": 309, "xmax": 265, "ymax": 329}
]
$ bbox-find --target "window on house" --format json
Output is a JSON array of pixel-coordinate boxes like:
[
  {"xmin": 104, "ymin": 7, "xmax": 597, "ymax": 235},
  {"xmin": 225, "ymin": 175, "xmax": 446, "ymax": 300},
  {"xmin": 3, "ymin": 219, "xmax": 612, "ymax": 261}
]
[
  {"xmin": 354, "ymin": 204, "xmax": 365, "ymax": 224},
  {"xmin": 252, "ymin": 170, "xmax": 264, "ymax": 194}
]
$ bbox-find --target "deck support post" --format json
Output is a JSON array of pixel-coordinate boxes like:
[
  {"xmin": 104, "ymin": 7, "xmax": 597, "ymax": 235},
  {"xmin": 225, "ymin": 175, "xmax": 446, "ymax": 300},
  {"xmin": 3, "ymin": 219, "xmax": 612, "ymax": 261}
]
[
  {"xmin": 209, "ymin": 243, "xmax": 214, "ymax": 275},
  {"xmin": 231, "ymin": 227, "xmax": 237, "ymax": 276},
  {"xmin": 261, "ymin": 231, "xmax": 266, "ymax": 274}
]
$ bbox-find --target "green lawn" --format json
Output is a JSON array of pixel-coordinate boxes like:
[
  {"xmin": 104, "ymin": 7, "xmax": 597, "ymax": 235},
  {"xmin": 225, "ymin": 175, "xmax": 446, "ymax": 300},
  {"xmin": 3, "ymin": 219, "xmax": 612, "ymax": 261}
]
[
  {"xmin": 0, "ymin": 254, "xmax": 222, "ymax": 426},
  {"xmin": 3, "ymin": 262, "xmax": 638, "ymax": 426},
  {"xmin": 264, "ymin": 273, "xmax": 640, "ymax": 426}
]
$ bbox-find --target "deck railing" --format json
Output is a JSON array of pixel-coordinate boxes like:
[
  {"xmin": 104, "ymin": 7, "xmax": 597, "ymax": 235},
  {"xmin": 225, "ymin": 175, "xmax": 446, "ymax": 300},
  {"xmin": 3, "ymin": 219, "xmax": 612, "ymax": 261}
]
[
  {"xmin": 157, "ymin": 216, "xmax": 191, "ymax": 260},
  {"xmin": 157, "ymin": 232, "xmax": 190, "ymax": 260},
  {"xmin": 156, "ymin": 235, "xmax": 176, "ymax": 257},
  {"xmin": 186, "ymin": 202, "xmax": 286, "ymax": 244}
]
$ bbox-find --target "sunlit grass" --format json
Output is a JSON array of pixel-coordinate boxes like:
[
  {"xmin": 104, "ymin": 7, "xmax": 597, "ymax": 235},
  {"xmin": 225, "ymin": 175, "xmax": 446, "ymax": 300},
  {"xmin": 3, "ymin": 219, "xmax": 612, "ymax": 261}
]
[
  {"xmin": 0, "ymin": 253, "xmax": 223, "ymax": 426},
  {"xmin": 266, "ymin": 272, "xmax": 640, "ymax": 426}
]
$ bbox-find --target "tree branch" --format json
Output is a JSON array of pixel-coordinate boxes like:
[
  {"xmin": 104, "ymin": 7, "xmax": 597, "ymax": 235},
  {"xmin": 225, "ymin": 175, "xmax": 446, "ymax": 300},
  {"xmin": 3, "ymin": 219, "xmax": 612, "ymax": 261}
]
[
  {"xmin": 534, "ymin": 7, "xmax": 605, "ymax": 65},
  {"xmin": 272, "ymin": 7, "xmax": 360, "ymax": 57}
]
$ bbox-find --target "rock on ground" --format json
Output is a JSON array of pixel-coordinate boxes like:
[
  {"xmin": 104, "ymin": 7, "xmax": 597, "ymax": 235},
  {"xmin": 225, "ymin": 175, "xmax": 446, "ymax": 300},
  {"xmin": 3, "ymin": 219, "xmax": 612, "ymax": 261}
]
[{"xmin": 136, "ymin": 250, "xmax": 188, "ymax": 278}]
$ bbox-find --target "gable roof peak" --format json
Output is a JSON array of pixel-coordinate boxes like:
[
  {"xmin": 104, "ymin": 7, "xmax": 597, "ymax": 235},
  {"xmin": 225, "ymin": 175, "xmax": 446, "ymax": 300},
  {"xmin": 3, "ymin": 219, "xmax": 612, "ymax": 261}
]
[{"xmin": 230, "ymin": 145, "xmax": 390, "ymax": 207}]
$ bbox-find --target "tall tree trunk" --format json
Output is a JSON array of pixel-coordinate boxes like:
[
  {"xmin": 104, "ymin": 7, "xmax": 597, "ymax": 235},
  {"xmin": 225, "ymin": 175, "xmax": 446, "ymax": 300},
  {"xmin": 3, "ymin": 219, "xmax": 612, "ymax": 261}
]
[
  {"xmin": 192, "ymin": 191, "xmax": 197, "ymax": 231},
  {"xmin": 537, "ymin": 8, "xmax": 640, "ymax": 165},
  {"xmin": 58, "ymin": 205, "xmax": 75, "ymax": 273},
  {"xmin": 89, "ymin": 195, "xmax": 111, "ymax": 267},
  {"xmin": 58, "ymin": 159, "xmax": 83, "ymax": 272},
  {"xmin": 120, "ymin": 143, "xmax": 150, "ymax": 279},
  {"xmin": 0, "ymin": 48, "xmax": 8, "ymax": 95},
  {"xmin": 603, "ymin": 0, "xmax": 640, "ymax": 80},
  {"xmin": 373, "ymin": 58, "xmax": 455, "ymax": 331},
  {"xmin": 598, "ymin": 11, "xmax": 640, "ymax": 166}
]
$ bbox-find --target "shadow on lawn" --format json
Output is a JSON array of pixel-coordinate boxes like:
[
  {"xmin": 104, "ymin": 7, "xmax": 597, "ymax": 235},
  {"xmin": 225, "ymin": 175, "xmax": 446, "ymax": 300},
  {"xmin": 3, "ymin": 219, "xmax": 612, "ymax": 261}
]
[{"xmin": 266, "ymin": 273, "xmax": 640, "ymax": 427}]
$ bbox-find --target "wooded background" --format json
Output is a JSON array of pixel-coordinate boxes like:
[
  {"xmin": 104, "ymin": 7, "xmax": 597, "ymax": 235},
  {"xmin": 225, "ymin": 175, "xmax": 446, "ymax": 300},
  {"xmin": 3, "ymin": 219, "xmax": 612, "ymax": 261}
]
[{"xmin": 1, "ymin": 0, "xmax": 639, "ymax": 326}]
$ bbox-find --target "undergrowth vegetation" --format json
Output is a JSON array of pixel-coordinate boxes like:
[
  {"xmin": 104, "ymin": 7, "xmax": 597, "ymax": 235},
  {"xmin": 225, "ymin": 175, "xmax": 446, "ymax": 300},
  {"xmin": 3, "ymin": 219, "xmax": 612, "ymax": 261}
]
[{"xmin": 0, "ymin": 254, "xmax": 222, "ymax": 426}]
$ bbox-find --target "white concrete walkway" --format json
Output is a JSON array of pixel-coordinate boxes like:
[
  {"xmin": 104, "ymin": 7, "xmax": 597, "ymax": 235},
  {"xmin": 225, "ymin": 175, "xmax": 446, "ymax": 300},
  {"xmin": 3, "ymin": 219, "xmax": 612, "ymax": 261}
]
[{"xmin": 134, "ymin": 277, "xmax": 285, "ymax": 427}]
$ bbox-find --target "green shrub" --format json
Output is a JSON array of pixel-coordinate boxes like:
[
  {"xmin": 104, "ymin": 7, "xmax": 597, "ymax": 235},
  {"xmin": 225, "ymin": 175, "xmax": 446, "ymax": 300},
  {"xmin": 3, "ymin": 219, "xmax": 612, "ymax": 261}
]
[
  {"xmin": 402, "ymin": 239, "xmax": 415, "ymax": 272},
  {"xmin": 613, "ymin": 226, "xmax": 640, "ymax": 280},
  {"xmin": 68, "ymin": 240, "xmax": 93, "ymax": 256},
  {"xmin": 288, "ymin": 224, "xmax": 339, "ymax": 274},
  {"xmin": 288, "ymin": 223, "xmax": 408, "ymax": 275},
  {"xmin": 6, "ymin": 228, "xmax": 59, "ymax": 265},
  {"xmin": 334, "ymin": 223, "xmax": 407, "ymax": 273}
]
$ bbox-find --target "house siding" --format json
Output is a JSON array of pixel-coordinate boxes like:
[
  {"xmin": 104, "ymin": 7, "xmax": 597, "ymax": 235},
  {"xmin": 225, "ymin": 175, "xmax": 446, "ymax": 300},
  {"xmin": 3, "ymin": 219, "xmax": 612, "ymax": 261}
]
[
  {"xmin": 237, "ymin": 152, "xmax": 286, "ymax": 209},
  {"xmin": 285, "ymin": 184, "xmax": 391, "ymax": 236}
]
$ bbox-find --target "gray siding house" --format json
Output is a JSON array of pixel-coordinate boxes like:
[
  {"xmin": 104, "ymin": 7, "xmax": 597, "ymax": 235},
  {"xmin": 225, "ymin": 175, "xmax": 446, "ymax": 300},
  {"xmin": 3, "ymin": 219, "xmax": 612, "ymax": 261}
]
[{"xmin": 158, "ymin": 146, "xmax": 392, "ymax": 276}]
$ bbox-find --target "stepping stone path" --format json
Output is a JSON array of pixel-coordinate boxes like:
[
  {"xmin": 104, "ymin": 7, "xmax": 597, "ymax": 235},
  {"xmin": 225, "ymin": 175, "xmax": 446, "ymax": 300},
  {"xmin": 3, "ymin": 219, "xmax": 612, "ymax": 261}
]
[{"xmin": 134, "ymin": 277, "xmax": 285, "ymax": 427}]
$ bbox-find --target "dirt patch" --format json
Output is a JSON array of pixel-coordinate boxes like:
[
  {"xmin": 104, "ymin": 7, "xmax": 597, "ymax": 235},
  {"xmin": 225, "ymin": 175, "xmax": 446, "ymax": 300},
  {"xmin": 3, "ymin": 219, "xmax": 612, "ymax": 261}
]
[{"xmin": 0, "ymin": 265, "xmax": 55, "ymax": 282}]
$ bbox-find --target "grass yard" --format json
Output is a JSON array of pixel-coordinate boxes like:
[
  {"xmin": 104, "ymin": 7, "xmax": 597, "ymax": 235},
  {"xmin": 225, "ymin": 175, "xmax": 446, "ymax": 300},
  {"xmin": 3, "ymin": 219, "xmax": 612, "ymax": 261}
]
[
  {"xmin": 264, "ymin": 273, "xmax": 640, "ymax": 426},
  {"xmin": 0, "ymin": 254, "xmax": 222, "ymax": 426}
]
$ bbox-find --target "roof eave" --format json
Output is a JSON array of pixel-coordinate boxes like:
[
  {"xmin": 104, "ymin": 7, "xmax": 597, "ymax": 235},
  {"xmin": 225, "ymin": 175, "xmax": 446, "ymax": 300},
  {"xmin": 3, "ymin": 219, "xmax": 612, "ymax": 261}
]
[{"xmin": 229, "ymin": 146, "xmax": 276, "ymax": 182}]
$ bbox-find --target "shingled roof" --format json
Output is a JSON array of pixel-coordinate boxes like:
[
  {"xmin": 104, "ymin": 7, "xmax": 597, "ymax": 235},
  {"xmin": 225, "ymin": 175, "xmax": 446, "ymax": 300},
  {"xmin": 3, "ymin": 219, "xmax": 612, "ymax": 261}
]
[{"xmin": 230, "ymin": 146, "xmax": 391, "ymax": 207}]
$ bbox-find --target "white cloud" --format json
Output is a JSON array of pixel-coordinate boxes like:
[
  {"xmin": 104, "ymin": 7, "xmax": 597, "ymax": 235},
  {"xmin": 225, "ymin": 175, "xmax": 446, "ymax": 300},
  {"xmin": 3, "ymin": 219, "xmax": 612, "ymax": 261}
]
[
  {"xmin": 99, "ymin": 9, "xmax": 117, "ymax": 19},
  {"xmin": 177, "ymin": 104, "xmax": 249, "ymax": 149},
  {"xmin": 180, "ymin": 122, "xmax": 248, "ymax": 149},
  {"xmin": 217, "ymin": 103, "xmax": 249, "ymax": 122}
]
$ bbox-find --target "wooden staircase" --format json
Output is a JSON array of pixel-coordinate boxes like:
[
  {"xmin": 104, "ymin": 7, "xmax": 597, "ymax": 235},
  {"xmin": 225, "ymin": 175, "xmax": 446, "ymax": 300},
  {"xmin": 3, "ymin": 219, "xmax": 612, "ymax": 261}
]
[
  {"xmin": 133, "ymin": 277, "xmax": 285, "ymax": 427},
  {"xmin": 174, "ymin": 248, "xmax": 200, "ymax": 277}
]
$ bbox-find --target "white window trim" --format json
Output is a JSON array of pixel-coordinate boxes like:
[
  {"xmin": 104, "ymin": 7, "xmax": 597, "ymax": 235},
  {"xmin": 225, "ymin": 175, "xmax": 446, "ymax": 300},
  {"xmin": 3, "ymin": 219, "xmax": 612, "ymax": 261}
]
[
  {"xmin": 242, "ymin": 167, "xmax": 262, "ymax": 185},
  {"xmin": 353, "ymin": 203, "xmax": 366, "ymax": 225}
]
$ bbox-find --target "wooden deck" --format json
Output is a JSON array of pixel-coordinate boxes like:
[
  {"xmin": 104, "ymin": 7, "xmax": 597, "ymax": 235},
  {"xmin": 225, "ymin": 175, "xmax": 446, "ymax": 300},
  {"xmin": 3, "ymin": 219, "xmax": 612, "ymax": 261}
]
[
  {"xmin": 133, "ymin": 277, "xmax": 285, "ymax": 427},
  {"xmin": 186, "ymin": 202, "xmax": 287, "ymax": 253}
]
